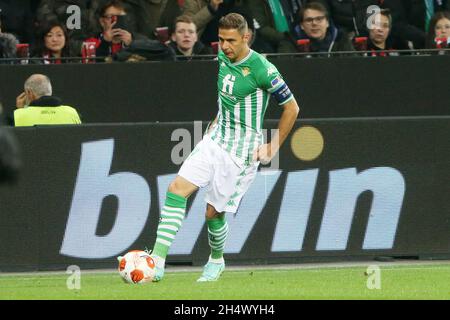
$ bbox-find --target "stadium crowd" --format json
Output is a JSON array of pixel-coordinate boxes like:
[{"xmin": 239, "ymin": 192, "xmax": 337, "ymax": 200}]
[{"xmin": 0, "ymin": 0, "xmax": 449, "ymax": 63}]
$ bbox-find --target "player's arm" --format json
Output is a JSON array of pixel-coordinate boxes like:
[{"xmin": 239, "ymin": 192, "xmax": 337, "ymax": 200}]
[
  {"xmin": 205, "ymin": 114, "xmax": 219, "ymax": 135},
  {"xmin": 256, "ymin": 98, "xmax": 299, "ymax": 164}
]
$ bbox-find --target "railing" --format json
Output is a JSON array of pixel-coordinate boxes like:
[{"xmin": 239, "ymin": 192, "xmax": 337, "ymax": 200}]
[{"xmin": 1, "ymin": 48, "xmax": 449, "ymax": 65}]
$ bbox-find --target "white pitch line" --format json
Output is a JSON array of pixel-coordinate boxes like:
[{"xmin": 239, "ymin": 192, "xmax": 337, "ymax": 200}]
[{"xmin": 1, "ymin": 260, "xmax": 449, "ymax": 278}]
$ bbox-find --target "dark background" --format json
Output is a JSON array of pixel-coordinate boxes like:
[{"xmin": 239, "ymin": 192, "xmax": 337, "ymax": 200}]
[
  {"xmin": 0, "ymin": 118, "xmax": 448, "ymax": 271},
  {"xmin": 1, "ymin": 55, "xmax": 449, "ymax": 124}
]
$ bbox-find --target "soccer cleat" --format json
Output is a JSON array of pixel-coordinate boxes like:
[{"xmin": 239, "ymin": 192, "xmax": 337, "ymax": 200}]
[
  {"xmin": 197, "ymin": 261, "xmax": 225, "ymax": 282},
  {"xmin": 152, "ymin": 264, "xmax": 165, "ymax": 282},
  {"xmin": 149, "ymin": 253, "xmax": 165, "ymax": 282}
]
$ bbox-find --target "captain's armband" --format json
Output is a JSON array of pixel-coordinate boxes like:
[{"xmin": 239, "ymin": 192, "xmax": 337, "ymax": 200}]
[{"xmin": 272, "ymin": 82, "xmax": 293, "ymax": 105}]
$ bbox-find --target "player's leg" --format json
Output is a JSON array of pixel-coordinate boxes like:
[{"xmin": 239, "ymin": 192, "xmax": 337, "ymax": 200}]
[
  {"xmin": 149, "ymin": 136, "xmax": 213, "ymax": 282},
  {"xmin": 197, "ymin": 156, "xmax": 259, "ymax": 282},
  {"xmin": 151, "ymin": 175, "xmax": 198, "ymax": 281},
  {"xmin": 197, "ymin": 204, "xmax": 227, "ymax": 282}
]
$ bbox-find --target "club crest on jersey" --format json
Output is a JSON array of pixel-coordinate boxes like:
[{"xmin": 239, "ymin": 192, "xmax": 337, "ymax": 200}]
[{"xmin": 242, "ymin": 67, "xmax": 251, "ymax": 77}]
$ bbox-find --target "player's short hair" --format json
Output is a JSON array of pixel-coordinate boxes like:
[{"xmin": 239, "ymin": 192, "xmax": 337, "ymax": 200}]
[{"xmin": 218, "ymin": 13, "xmax": 248, "ymax": 35}]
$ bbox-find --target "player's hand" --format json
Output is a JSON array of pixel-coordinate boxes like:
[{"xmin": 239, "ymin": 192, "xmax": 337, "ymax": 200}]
[
  {"xmin": 16, "ymin": 92, "xmax": 27, "ymax": 108},
  {"xmin": 254, "ymin": 143, "xmax": 277, "ymax": 165}
]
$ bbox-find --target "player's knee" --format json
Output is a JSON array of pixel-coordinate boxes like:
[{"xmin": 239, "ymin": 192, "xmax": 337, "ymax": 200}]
[
  {"xmin": 205, "ymin": 206, "xmax": 224, "ymax": 220},
  {"xmin": 167, "ymin": 178, "xmax": 194, "ymax": 198},
  {"xmin": 168, "ymin": 180, "xmax": 182, "ymax": 194}
]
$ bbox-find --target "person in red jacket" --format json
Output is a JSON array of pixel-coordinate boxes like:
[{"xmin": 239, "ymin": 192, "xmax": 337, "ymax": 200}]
[{"xmin": 85, "ymin": 0, "xmax": 134, "ymax": 59}]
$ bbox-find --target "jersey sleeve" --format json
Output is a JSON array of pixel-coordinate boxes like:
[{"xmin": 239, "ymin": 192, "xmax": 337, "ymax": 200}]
[{"xmin": 257, "ymin": 61, "xmax": 294, "ymax": 106}]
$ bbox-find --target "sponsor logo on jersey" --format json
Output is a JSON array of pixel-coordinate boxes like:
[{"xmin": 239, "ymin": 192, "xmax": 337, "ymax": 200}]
[{"xmin": 222, "ymin": 74, "xmax": 236, "ymax": 94}]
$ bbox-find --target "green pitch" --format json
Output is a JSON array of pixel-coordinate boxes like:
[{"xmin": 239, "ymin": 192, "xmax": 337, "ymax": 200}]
[{"xmin": 0, "ymin": 264, "xmax": 448, "ymax": 300}]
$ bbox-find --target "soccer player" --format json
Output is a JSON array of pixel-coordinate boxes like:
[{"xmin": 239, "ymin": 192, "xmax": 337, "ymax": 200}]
[{"xmin": 149, "ymin": 13, "xmax": 300, "ymax": 282}]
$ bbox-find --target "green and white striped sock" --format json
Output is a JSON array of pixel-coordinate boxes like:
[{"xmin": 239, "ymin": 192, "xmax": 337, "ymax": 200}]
[
  {"xmin": 207, "ymin": 215, "xmax": 229, "ymax": 260},
  {"xmin": 152, "ymin": 192, "xmax": 187, "ymax": 260}
]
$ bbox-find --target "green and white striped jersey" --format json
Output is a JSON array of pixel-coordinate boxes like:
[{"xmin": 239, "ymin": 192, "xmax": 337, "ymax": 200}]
[{"xmin": 209, "ymin": 49, "xmax": 294, "ymax": 165}]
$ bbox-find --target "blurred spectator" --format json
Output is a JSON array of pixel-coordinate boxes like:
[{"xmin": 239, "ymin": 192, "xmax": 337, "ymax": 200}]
[
  {"xmin": 159, "ymin": 0, "xmax": 184, "ymax": 29},
  {"xmin": 294, "ymin": 1, "xmax": 354, "ymax": 55},
  {"xmin": 0, "ymin": 0, "xmax": 34, "ymax": 43},
  {"xmin": 364, "ymin": 8, "xmax": 408, "ymax": 56},
  {"xmin": 122, "ymin": 0, "xmax": 164, "ymax": 39},
  {"xmin": 0, "ymin": 97, "xmax": 21, "ymax": 184},
  {"xmin": 169, "ymin": 15, "xmax": 213, "ymax": 59},
  {"xmin": 383, "ymin": 0, "xmax": 450, "ymax": 49},
  {"xmin": 321, "ymin": 0, "xmax": 383, "ymax": 38},
  {"xmin": 31, "ymin": 20, "xmax": 74, "ymax": 64},
  {"xmin": 31, "ymin": 1, "xmax": 42, "ymax": 14},
  {"xmin": 13, "ymin": 74, "xmax": 82, "ymax": 126},
  {"xmin": 425, "ymin": 10, "xmax": 450, "ymax": 51},
  {"xmin": 234, "ymin": 7, "xmax": 274, "ymax": 53},
  {"xmin": 183, "ymin": 0, "xmax": 247, "ymax": 47},
  {"xmin": 246, "ymin": 0, "xmax": 299, "ymax": 53},
  {"xmin": 0, "ymin": 17, "xmax": 19, "ymax": 64},
  {"xmin": 86, "ymin": 0, "xmax": 135, "ymax": 60},
  {"xmin": 36, "ymin": 0, "xmax": 102, "ymax": 55}
]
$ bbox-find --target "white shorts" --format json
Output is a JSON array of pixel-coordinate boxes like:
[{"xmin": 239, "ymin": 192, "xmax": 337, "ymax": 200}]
[{"xmin": 178, "ymin": 135, "xmax": 259, "ymax": 213}]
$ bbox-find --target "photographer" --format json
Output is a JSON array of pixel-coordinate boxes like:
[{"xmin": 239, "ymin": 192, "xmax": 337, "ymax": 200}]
[{"xmin": 85, "ymin": 0, "xmax": 136, "ymax": 59}]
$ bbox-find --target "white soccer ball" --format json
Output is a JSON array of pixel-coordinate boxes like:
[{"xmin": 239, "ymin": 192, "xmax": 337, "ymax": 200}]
[{"xmin": 117, "ymin": 250, "xmax": 156, "ymax": 284}]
